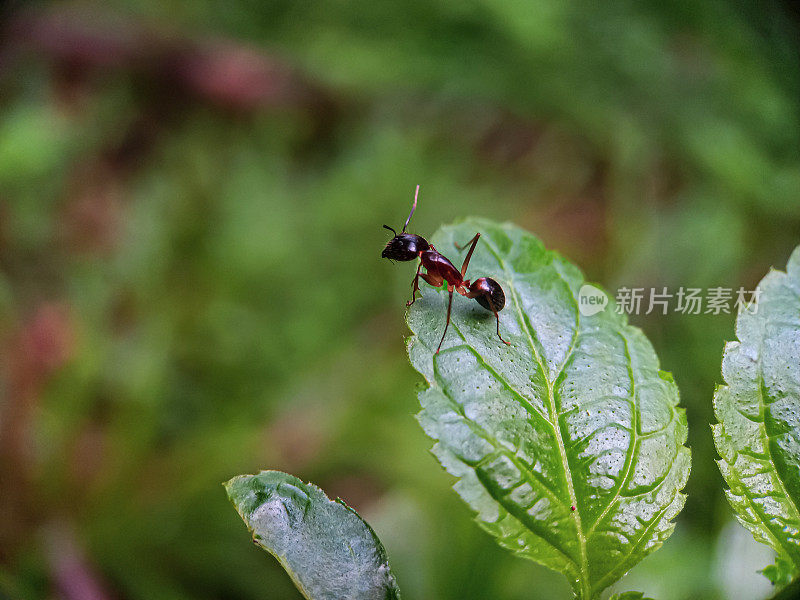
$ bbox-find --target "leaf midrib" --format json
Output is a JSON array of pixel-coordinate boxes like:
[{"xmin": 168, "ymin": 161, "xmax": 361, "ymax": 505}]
[
  {"xmin": 427, "ymin": 342, "xmax": 577, "ymax": 567},
  {"xmin": 480, "ymin": 234, "xmax": 591, "ymax": 599},
  {"xmin": 753, "ymin": 335, "xmax": 800, "ymax": 561}
]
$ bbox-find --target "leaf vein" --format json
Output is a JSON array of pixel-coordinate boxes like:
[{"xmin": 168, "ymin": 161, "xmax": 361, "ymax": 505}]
[
  {"xmin": 480, "ymin": 232, "xmax": 591, "ymax": 598},
  {"xmin": 586, "ymin": 332, "xmax": 639, "ymax": 535}
]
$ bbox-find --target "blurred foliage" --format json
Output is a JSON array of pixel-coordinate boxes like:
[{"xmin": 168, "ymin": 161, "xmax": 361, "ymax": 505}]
[{"xmin": 0, "ymin": 1, "xmax": 798, "ymax": 599}]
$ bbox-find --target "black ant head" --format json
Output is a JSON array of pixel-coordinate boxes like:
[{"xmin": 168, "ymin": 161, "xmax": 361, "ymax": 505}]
[
  {"xmin": 381, "ymin": 229, "xmax": 429, "ymax": 261},
  {"xmin": 381, "ymin": 185, "xmax": 429, "ymax": 261}
]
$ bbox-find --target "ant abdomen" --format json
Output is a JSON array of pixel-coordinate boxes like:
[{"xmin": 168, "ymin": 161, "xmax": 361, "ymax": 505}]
[{"xmin": 470, "ymin": 277, "xmax": 506, "ymax": 312}]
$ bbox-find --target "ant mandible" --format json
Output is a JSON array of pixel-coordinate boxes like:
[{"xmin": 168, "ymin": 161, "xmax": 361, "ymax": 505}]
[{"xmin": 381, "ymin": 185, "xmax": 511, "ymax": 354}]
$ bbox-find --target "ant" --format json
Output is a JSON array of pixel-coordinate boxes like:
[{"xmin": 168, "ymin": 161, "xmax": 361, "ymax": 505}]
[{"xmin": 382, "ymin": 185, "xmax": 511, "ymax": 354}]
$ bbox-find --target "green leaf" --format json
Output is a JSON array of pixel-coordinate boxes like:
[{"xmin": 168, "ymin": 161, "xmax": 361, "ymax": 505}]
[
  {"xmin": 761, "ymin": 555, "xmax": 795, "ymax": 588},
  {"xmin": 713, "ymin": 245, "xmax": 800, "ymax": 585},
  {"xmin": 225, "ymin": 471, "xmax": 401, "ymax": 600},
  {"xmin": 406, "ymin": 219, "xmax": 690, "ymax": 599},
  {"xmin": 768, "ymin": 575, "xmax": 800, "ymax": 600},
  {"xmin": 609, "ymin": 592, "xmax": 655, "ymax": 600}
]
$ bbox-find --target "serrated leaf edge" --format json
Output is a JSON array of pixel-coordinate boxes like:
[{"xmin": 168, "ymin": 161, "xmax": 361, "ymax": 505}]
[
  {"xmin": 712, "ymin": 251, "xmax": 800, "ymax": 579},
  {"xmin": 407, "ymin": 221, "xmax": 690, "ymax": 599}
]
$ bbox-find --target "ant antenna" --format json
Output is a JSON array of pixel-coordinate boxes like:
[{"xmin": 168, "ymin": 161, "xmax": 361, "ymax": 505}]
[
  {"xmin": 402, "ymin": 185, "xmax": 420, "ymax": 233},
  {"xmin": 383, "ymin": 224, "xmax": 397, "ymax": 235}
]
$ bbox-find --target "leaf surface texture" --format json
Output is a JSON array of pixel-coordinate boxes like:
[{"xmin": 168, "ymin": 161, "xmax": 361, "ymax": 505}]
[
  {"xmin": 406, "ymin": 219, "xmax": 690, "ymax": 598},
  {"xmin": 714, "ymin": 245, "xmax": 800, "ymax": 582},
  {"xmin": 226, "ymin": 471, "xmax": 401, "ymax": 600}
]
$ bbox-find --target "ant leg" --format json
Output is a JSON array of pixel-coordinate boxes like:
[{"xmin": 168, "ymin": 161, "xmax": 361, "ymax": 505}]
[
  {"xmin": 465, "ymin": 283, "xmax": 511, "ymax": 346},
  {"xmin": 409, "ymin": 270, "xmax": 444, "ymax": 309},
  {"xmin": 454, "ymin": 233, "xmax": 479, "ymax": 251},
  {"xmin": 436, "ymin": 287, "xmax": 455, "ymax": 354},
  {"xmin": 455, "ymin": 233, "xmax": 481, "ymax": 280},
  {"xmin": 485, "ymin": 296, "xmax": 511, "ymax": 346},
  {"xmin": 407, "ymin": 262, "xmax": 423, "ymax": 307}
]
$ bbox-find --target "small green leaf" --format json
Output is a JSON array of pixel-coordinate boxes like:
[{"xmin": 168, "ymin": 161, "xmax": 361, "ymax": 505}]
[
  {"xmin": 713, "ymin": 245, "xmax": 800, "ymax": 585},
  {"xmin": 406, "ymin": 219, "xmax": 690, "ymax": 599},
  {"xmin": 609, "ymin": 592, "xmax": 655, "ymax": 600},
  {"xmin": 225, "ymin": 471, "xmax": 401, "ymax": 600},
  {"xmin": 761, "ymin": 555, "xmax": 795, "ymax": 587}
]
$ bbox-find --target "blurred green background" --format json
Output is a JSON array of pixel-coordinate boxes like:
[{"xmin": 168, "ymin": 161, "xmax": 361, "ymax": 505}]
[{"xmin": 1, "ymin": 1, "xmax": 799, "ymax": 599}]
